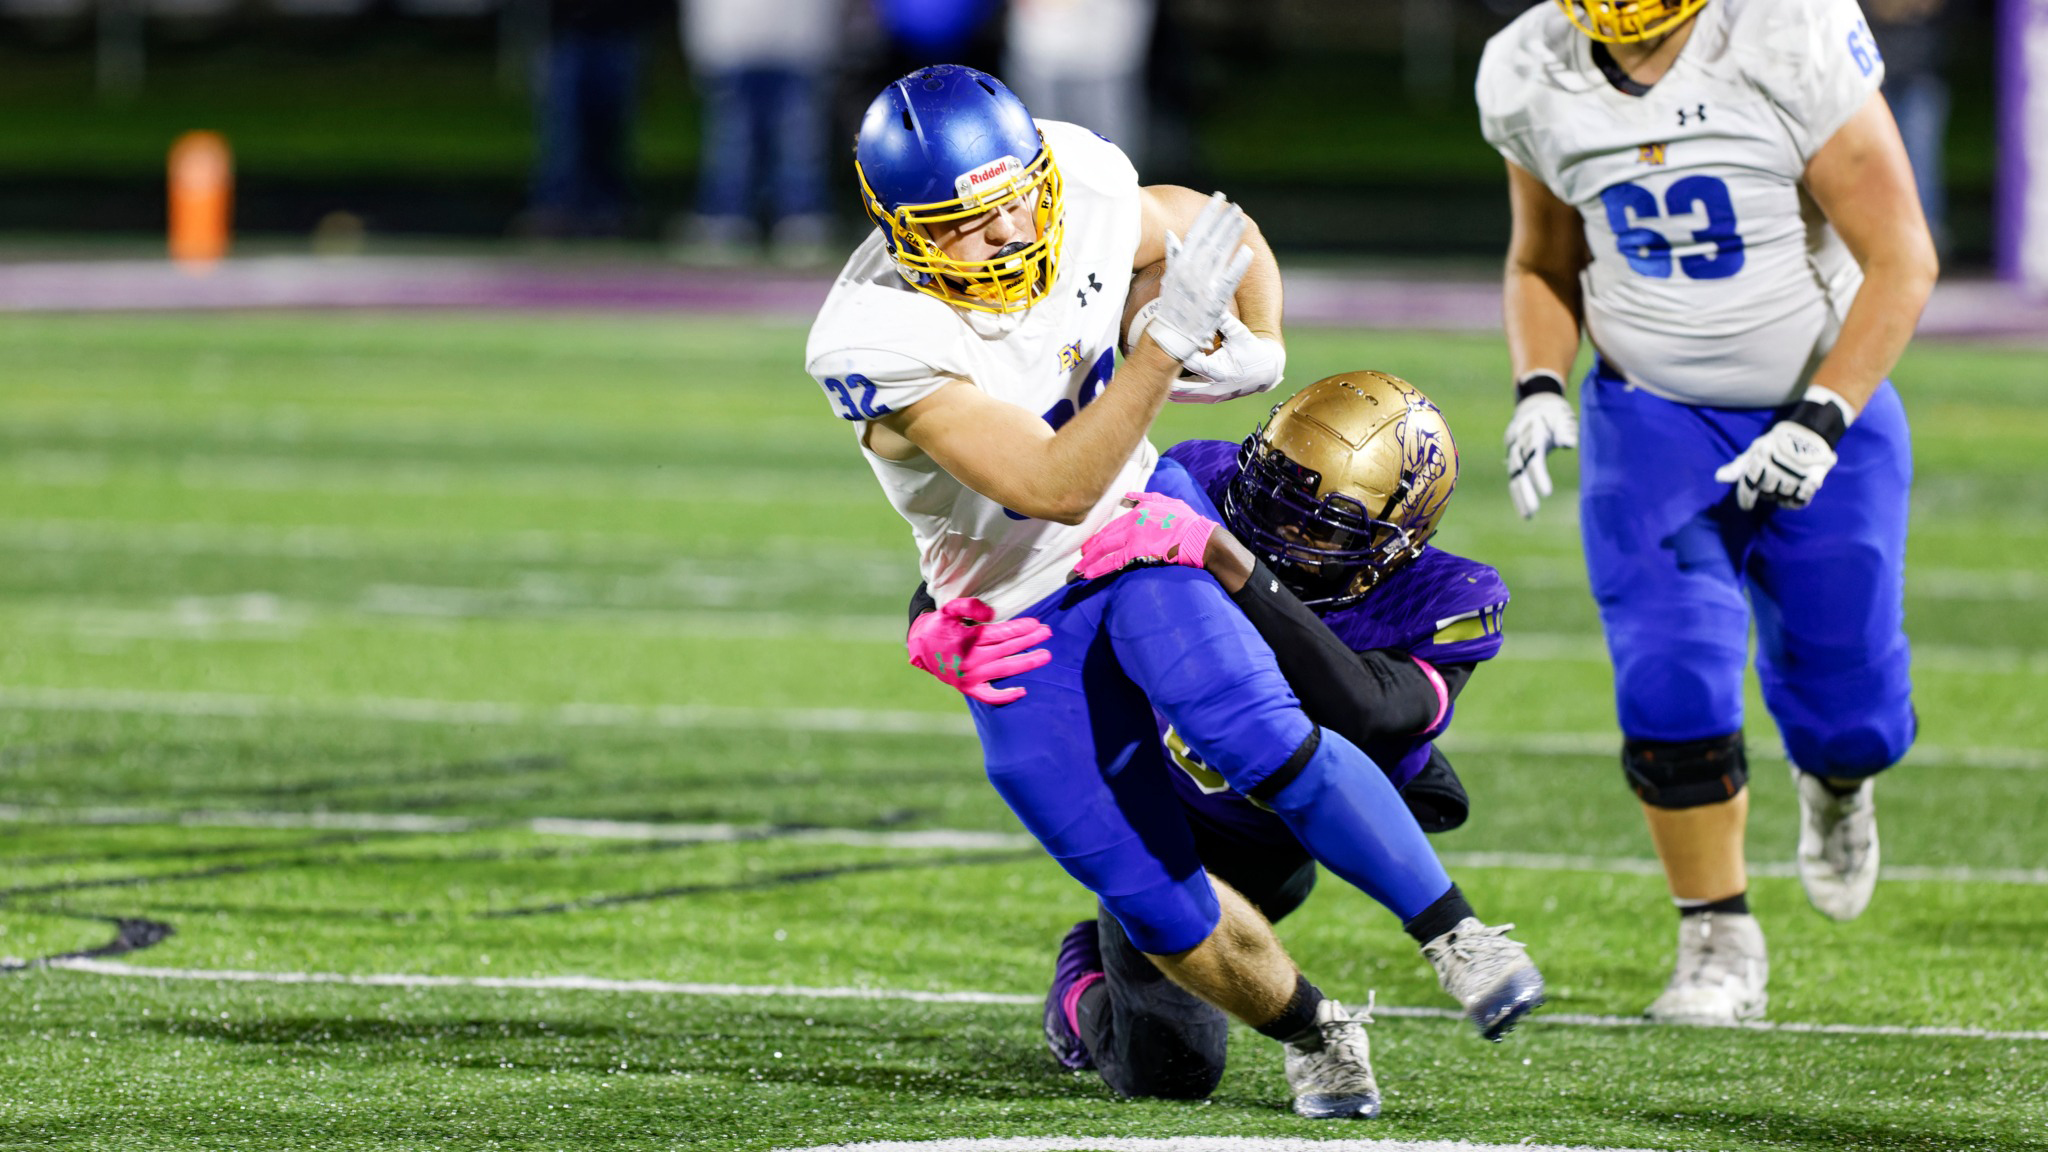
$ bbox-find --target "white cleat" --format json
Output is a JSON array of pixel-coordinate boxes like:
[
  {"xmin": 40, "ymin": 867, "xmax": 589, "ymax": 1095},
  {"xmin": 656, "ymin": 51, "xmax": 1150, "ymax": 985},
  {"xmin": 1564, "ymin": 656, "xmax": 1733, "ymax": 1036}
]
[
  {"xmin": 1645, "ymin": 911, "xmax": 1768, "ymax": 1026},
  {"xmin": 1420, "ymin": 917, "xmax": 1546, "ymax": 1041},
  {"xmin": 1795, "ymin": 767, "xmax": 1880, "ymax": 922},
  {"xmin": 1283, "ymin": 997, "xmax": 1381, "ymax": 1120}
]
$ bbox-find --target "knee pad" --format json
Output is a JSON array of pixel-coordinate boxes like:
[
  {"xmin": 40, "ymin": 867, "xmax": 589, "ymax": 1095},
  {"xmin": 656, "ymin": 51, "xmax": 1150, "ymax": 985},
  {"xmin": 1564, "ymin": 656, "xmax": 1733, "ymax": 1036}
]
[
  {"xmin": 1623, "ymin": 732, "xmax": 1748, "ymax": 809},
  {"xmin": 1783, "ymin": 708, "xmax": 1916, "ymax": 779}
]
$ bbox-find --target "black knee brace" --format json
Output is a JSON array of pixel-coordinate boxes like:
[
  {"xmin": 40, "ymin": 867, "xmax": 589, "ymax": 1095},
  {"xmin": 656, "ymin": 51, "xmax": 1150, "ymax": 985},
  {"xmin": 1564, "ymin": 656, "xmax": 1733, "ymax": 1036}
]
[{"xmin": 1623, "ymin": 732, "xmax": 1748, "ymax": 809}]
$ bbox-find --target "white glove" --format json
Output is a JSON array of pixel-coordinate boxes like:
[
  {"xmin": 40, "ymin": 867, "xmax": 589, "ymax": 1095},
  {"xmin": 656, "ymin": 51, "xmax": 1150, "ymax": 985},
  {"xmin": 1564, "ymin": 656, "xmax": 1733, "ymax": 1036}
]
[
  {"xmin": 1147, "ymin": 192, "xmax": 1253, "ymax": 365},
  {"xmin": 1169, "ymin": 315, "xmax": 1285, "ymax": 404},
  {"xmin": 1504, "ymin": 390, "xmax": 1579, "ymax": 519},
  {"xmin": 1714, "ymin": 420, "xmax": 1838, "ymax": 510}
]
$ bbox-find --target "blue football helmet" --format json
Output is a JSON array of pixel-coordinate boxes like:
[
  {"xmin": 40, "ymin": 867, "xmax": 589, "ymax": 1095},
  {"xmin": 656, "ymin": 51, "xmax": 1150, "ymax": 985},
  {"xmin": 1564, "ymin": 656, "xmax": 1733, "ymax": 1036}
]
[
  {"xmin": 855, "ymin": 65, "xmax": 1064, "ymax": 314},
  {"xmin": 1225, "ymin": 371, "xmax": 1461, "ymax": 609}
]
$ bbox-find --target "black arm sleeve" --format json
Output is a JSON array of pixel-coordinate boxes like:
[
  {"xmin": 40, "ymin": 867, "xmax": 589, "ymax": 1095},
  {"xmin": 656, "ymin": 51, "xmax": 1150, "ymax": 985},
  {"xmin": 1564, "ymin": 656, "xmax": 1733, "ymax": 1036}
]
[
  {"xmin": 1227, "ymin": 558, "xmax": 1473, "ymax": 745},
  {"xmin": 907, "ymin": 581, "xmax": 937, "ymax": 636}
]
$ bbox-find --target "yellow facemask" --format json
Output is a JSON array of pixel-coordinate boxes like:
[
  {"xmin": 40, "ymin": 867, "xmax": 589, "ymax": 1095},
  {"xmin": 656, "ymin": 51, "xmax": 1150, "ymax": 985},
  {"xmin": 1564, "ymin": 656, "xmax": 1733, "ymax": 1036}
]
[
  {"xmin": 857, "ymin": 144, "xmax": 1065, "ymax": 315},
  {"xmin": 1554, "ymin": 0, "xmax": 1709, "ymax": 44}
]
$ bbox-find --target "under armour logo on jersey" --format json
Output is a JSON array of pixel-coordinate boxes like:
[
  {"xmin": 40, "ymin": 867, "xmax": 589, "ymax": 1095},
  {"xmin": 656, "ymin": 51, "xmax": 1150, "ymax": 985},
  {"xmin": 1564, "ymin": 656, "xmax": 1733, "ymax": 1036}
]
[
  {"xmin": 1677, "ymin": 104, "xmax": 1707, "ymax": 126},
  {"xmin": 1077, "ymin": 272, "xmax": 1102, "ymax": 307}
]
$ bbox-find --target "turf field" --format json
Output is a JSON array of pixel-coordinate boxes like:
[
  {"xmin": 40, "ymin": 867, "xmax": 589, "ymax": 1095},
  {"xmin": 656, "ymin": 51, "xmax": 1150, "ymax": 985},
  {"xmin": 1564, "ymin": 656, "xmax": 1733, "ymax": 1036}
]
[{"xmin": 1, "ymin": 312, "xmax": 2044, "ymax": 1152}]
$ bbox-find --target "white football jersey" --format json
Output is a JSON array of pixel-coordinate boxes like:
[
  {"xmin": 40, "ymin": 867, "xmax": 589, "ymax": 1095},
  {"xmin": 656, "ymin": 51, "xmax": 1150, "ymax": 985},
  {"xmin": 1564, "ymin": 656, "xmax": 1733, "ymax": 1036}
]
[
  {"xmin": 805, "ymin": 119, "xmax": 1149, "ymax": 620},
  {"xmin": 1478, "ymin": 0, "xmax": 1886, "ymax": 408}
]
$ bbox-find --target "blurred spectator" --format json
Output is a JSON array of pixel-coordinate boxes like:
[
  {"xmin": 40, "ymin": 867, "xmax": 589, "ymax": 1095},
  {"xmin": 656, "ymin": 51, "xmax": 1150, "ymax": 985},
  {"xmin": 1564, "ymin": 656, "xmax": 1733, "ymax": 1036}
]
[
  {"xmin": 1004, "ymin": 0, "xmax": 1157, "ymax": 165},
  {"xmin": 678, "ymin": 0, "xmax": 842, "ymax": 266},
  {"xmin": 523, "ymin": 0, "xmax": 664, "ymax": 238},
  {"xmin": 1869, "ymin": 0, "xmax": 1951, "ymax": 255}
]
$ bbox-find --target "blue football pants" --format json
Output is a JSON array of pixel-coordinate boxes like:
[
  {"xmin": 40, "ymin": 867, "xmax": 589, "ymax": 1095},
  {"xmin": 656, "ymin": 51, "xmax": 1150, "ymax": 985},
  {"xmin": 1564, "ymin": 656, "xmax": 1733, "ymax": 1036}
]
[
  {"xmin": 967, "ymin": 562, "xmax": 1452, "ymax": 955},
  {"xmin": 1578, "ymin": 362, "xmax": 1916, "ymax": 778}
]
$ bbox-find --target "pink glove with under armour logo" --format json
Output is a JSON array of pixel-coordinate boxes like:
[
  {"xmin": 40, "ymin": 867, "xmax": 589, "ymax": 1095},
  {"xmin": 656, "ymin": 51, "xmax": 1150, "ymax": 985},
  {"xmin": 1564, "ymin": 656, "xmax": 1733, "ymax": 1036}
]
[
  {"xmin": 1071, "ymin": 492, "xmax": 1217, "ymax": 582},
  {"xmin": 907, "ymin": 597, "xmax": 1053, "ymax": 706}
]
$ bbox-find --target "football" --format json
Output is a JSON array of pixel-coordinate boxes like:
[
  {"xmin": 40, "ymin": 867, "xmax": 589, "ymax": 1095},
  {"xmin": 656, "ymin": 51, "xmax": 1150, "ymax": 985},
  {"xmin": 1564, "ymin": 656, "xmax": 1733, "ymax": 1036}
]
[{"xmin": 1120, "ymin": 260, "xmax": 1233, "ymax": 357}]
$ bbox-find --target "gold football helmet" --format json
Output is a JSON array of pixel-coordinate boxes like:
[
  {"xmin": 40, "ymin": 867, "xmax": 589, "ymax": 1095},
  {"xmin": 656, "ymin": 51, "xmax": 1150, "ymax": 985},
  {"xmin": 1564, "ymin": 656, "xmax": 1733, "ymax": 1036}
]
[
  {"xmin": 1554, "ymin": 0, "xmax": 1709, "ymax": 43},
  {"xmin": 1224, "ymin": 371, "xmax": 1460, "ymax": 608}
]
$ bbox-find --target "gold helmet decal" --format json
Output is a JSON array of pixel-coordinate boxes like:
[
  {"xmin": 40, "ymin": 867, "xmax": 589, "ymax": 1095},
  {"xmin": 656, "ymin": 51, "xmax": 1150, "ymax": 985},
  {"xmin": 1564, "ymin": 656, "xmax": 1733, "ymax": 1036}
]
[
  {"xmin": 1554, "ymin": 0, "xmax": 1708, "ymax": 44},
  {"xmin": 1225, "ymin": 371, "xmax": 1460, "ymax": 607}
]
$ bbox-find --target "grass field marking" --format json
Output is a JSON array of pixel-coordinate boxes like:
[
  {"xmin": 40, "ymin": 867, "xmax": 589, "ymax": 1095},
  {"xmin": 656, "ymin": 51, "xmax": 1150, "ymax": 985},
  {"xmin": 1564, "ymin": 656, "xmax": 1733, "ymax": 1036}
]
[
  {"xmin": 763, "ymin": 1139, "xmax": 1676, "ymax": 1152},
  {"xmin": 6, "ymin": 685, "xmax": 2047, "ymax": 772},
  {"xmin": 10, "ymin": 516, "xmax": 2048, "ymax": 604},
  {"xmin": 45, "ymin": 959, "xmax": 2048, "ymax": 1043},
  {"xmin": 5, "ymin": 805, "xmax": 2048, "ymax": 885},
  {"xmin": 0, "ymin": 685, "xmax": 975, "ymax": 737}
]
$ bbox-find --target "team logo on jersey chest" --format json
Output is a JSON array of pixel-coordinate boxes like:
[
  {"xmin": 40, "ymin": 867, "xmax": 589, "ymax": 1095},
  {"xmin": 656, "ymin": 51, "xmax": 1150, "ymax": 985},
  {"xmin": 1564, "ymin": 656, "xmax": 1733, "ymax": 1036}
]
[
  {"xmin": 1638, "ymin": 142, "xmax": 1668, "ymax": 166},
  {"xmin": 1058, "ymin": 338, "xmax": 1086, "ymax": 372}
]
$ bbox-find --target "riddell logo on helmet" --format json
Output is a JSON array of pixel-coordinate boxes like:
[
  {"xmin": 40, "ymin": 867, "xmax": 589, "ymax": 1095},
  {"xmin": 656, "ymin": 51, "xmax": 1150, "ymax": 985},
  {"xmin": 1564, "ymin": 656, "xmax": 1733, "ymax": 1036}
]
[{"xmin": 956, "ymin": 156, "xmax": 1025, "ymax": 207}]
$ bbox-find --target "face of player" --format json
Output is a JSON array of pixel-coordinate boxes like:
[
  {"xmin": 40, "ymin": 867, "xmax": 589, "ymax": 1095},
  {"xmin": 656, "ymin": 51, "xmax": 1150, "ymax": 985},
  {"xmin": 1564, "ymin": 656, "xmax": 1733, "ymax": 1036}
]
[{"xmin": 924, "ymin": 198, "xmax": 1041, "ymax": 265}]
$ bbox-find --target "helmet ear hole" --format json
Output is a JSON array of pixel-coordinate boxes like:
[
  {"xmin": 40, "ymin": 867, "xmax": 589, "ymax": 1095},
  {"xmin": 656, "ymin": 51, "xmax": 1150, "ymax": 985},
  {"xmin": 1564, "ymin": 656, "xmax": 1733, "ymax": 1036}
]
[{"xmin": 900, "ymin": 109, "xmax": 914, "ymax": 132}]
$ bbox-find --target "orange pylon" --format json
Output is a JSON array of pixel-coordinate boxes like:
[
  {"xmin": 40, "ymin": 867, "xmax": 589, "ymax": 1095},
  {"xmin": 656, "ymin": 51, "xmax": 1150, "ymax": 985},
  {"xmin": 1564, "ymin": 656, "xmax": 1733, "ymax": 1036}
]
[{"xmin": 168, "ymin": 131, "xmax": 232, "ymax": 270}]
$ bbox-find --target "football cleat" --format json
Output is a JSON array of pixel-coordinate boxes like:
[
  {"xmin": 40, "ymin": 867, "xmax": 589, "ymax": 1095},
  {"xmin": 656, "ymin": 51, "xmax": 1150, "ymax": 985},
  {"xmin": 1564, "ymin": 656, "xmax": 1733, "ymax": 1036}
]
[
  {"xmin": 1420, "ymin": 917, "xmax": 1546, "ymax": 1041},
  {"xmin": 1645, "ymin": 911, "xmax": 1768, "ymax": 1026},
  {"xmin": 1042, "ymin": 920, "xmax": 1104, "ymax": 1070},
  {"xmin": 1795, "ymin": 768, "xmax": 1880, "ymax": 922},
  {"xmin": 1283, "ymin": 997, "xmax": 1381, "ymax": 1120}
]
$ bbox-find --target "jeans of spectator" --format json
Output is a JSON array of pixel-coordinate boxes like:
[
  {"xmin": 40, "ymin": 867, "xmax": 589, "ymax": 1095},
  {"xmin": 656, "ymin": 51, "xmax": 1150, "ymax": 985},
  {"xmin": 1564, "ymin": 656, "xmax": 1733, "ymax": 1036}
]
[
  {"xmin": 531, "ymin": 31, "xmax": 641, "ymax": 233},
  {"xmin": 695, "ymin": 67, "xmax": 828, "ymax": 225},
  {"xmin": 1883, "ymin": 71, "xmax": 1949, "ymax": 252}
]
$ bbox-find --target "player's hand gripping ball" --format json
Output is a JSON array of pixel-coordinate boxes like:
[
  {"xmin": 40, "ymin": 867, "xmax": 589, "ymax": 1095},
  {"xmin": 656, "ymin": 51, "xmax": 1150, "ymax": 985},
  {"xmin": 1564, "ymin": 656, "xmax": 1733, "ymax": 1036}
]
[
  {"xmin": 906, "ymin": 597, "xmax": 1052, "ymax": 706},
  {"xmin": 1134, "ymin": 193, "xmax": 1255, "ymax": 369},
  {"xmin": 1123, "ymin": 255, "xmax": 1281, "ymax": 405},
  {"xmin": 1070, "ymin": 492, "xmax": 1217, "ymax": 582}
]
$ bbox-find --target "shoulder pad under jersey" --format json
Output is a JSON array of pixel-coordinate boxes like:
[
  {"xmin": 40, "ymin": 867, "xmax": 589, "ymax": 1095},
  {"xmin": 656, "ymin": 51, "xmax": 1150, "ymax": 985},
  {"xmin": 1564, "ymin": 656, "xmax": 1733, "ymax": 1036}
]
[{"xmin": 1321, "ymin": 546, "xmax": 1510, "ymax": 664}]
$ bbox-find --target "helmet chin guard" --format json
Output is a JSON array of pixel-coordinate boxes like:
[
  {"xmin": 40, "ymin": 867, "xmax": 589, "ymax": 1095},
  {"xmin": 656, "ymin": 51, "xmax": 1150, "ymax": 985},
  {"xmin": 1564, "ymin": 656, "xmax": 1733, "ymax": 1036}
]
[
  {"xmin": 854, "ymin": 65, "xmax": 1064, "ymax": 314},
  {"xmin": 1553, "ymin": 0, "xmax": 1709, "ymax": 44},
  {"xmin": 1225, "ymin": 371, "xmax": 1461, "ymax": 609}
]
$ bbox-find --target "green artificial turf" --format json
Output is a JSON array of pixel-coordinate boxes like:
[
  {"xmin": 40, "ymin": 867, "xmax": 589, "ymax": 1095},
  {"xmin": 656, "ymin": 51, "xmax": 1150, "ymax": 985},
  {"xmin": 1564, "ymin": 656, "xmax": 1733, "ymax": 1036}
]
[{"xmin": 2, "ymin": 313, "xmax": 2045, "ymax": 1151}]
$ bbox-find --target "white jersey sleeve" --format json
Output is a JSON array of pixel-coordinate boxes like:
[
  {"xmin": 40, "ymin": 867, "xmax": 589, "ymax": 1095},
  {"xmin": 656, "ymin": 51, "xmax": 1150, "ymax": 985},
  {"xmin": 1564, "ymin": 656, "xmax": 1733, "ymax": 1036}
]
[{"xmin": 1735, "ymin": 0, "xmax": 1886, "ymax": 162}]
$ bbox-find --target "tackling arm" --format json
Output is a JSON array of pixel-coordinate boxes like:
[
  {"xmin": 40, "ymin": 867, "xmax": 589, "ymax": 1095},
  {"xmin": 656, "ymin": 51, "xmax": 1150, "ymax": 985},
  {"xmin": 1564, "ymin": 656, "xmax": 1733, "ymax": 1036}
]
[
  {"xmin": 1802, "ymin": 91, "xmax": 1940, "ymax": 414},
  {"xmin": 1225, "ymin": 550, "xmax": 1468, "ymax": 743}
]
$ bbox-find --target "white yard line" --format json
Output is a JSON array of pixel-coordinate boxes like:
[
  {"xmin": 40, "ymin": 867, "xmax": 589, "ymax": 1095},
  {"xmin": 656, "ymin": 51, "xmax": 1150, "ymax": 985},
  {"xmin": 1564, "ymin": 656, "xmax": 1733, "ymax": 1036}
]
[
  {"xmin": 46, "ymin": 958, "xmax": 2048, "ymax": 1043},
  {"xmin": 4, "ymin": 804, "xmax": 2044, "ymax": 885},
  {"xmin": 5, "ymin": 684, "xmax": 2045, "ymax": 772},
  {"xmin": 777, "ymin": 1129, "xmax": 2048, "ymax": 1152}
]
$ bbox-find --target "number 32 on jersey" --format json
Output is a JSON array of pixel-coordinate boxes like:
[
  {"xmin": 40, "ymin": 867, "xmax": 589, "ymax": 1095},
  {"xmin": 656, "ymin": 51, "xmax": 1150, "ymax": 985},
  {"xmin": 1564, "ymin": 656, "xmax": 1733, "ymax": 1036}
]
[
  {"xmin": 822, "ymin": 374, "xmax": 892, "ymax": 421},
  {"xmin": 1599, "ymin": 174, "xmax": 1745, "ymax": 281}
]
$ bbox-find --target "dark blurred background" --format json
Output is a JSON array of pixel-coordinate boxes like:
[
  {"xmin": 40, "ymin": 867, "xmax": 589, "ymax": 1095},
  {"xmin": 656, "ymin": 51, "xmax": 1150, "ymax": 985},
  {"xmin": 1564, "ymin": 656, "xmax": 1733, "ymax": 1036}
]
[{"xmin": 0, "ymin": 0, "xmax": 1997, "ymax": 265}]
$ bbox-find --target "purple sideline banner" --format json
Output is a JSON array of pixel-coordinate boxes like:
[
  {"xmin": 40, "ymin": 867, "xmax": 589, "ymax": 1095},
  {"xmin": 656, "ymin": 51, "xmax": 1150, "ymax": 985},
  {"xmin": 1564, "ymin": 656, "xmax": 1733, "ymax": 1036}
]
[{"xmin": 2001, "ymin": 0, "xmax": 2048, "ymax": 291}]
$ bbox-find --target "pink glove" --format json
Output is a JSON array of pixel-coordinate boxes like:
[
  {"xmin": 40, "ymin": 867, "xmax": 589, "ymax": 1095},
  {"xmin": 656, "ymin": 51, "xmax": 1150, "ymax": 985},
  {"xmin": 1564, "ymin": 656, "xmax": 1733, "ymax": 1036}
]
[
  {"xmin": 907, "ymin": 597, "xmax": 1053, "ymax": 706},
  {"xmin": 1071, "ymin": 492, "xmax": 1217, "ymax": 582}
]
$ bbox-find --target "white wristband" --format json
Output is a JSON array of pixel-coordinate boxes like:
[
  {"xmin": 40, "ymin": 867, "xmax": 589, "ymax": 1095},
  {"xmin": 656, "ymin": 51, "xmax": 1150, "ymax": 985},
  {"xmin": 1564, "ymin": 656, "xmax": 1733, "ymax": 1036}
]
[{"xmin": 1802, "ymin": 385, "xmax": 1858, "ymax": 427}]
